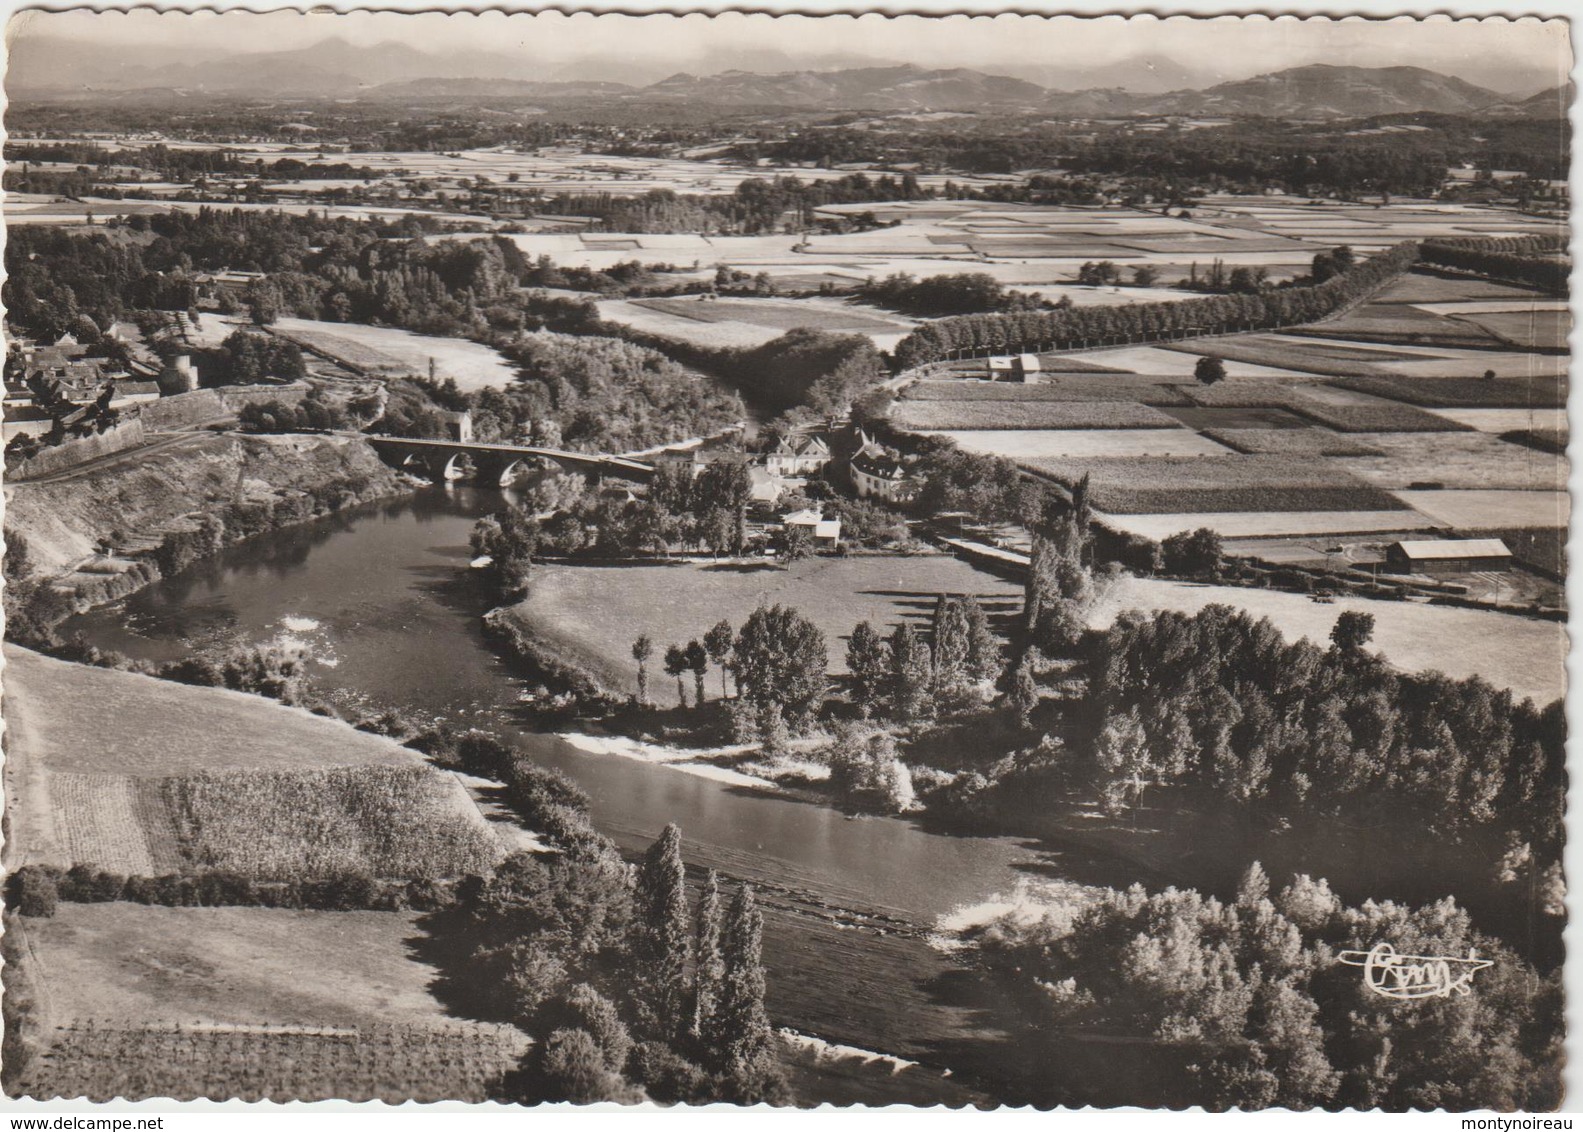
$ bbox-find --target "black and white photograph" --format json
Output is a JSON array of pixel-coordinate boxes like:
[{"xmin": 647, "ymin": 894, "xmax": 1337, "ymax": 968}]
[{"xmin": 0, "ymin": 4, "xmax": 1572, "ymax": 1112}]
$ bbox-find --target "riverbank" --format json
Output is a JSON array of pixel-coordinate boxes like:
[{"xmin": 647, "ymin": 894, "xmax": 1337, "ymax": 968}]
[
  {"xmin": 490, "ymin": 555, "xmax": 1024, "ymax": 700},
  {"xmin": 5, "ymin": 431, "xmax": 410, "ymax": 623},
  {"xmin": 2, "ymin": 641, "xmax": 1019, "ymax": 1105}
]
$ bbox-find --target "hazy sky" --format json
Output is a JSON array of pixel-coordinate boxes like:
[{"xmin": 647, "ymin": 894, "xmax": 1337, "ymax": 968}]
[{"xmin": 8, "ymin": 8, "xmax": 1573, "ymax": 90}]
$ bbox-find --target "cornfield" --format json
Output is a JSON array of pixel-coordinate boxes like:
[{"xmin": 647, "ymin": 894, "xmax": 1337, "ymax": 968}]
[{"xmin": 164, "ymin": 766, "xmax": 503, "ymax": 881}]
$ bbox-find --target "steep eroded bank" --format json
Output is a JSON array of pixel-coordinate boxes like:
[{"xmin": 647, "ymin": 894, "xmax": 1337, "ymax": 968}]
[{"xmin": 5, "ymin": 433, "xmax": 407, "ymax": 612}]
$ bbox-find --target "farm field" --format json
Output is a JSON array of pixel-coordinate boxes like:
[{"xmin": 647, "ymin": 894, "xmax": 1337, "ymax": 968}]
[
  {"xmin": 1366, "ymin": 273, "xmax": 1553, "ymax": 304},
  {"xmin": 24, "ymin": 903, "xmax": 466, "ymax": 1028},
  {"xmin": 505, "ymin": 556, "xmax": 1024, "ymax": 696},
  {"xmin": 1020, "ymin": 455, "xmax": 1409, "ymax": 514},
  {"xmin": 1428, "ymin": 407, "xmax": 1569, "ymax": 432},
  {"xmin": 934, "ymin": 428, "xmax": 1233, "ymax": 459},
  {"xmin": 1283, "ymin": 396, "xmax": 1474, "ymax": 433},
  {"xmin": 14, "ymin": 903, "xmax": 528, "ymax": 1103},
  {"xmin": 1337, "ymin": 432, "xmax": 1568, "ymax": 491},
  {"xmin": 901, "ymin": 377, "xmax": 1188, "ymax": 403},
  {"xmin": 891, "ymin": 400, "xmax": 1180, "ymax": 431},
  {"xmin": 3, "ymin": 646, "xmax": 421, "ymax": 780},
  {"xmin": 1332, "ymin": 373, "xmax": 1567, "ymax": 409},
  {"xmin": 268, "ymin": 318, "xmax": 518, "ymax": 391},
  {"xmin": 2, "ymin": 646, "xmax": 503, "ymax": 878},
  {"xmin": 596, "ymin": 295, "xmax": 916, "ymax": 350},
  {"xmin": 1391, "ymin": 490, "xmax": 1569, "ymax": 530},
  {"xmin": 1087, "ymin": 576, "xmax": 1566, "ymax": 705},
  {"xmin": 1101, "ymin": 510, "xmax": 1445, "ymax": 541},
  {"xmin": 1373, "ymin": 350, "xmax": 1569, "ymax": 380},
  {"xmin": 1201, "ymin": 428, "xmax": 1382, "ymax": 456},
  {"xmin": 1070, "ymin": 344, "xmax": 1316, "ymax": 378},
  {"xmin": 1457, "ymin": 309, "xmax": 1570, "ymax": 351}
]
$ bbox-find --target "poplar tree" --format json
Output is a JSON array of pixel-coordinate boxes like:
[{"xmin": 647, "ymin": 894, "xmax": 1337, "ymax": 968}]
[
  {"xmin": 889, "ymin": 623, "xmax": 934, "ymax": 723},
  {"xmin": 845, "ymin": 620, "xmax": 891, "ymax": 717},
  {"xmin": 932, "ymin": 595, "xmax": 970, "ymax": 694},
  {"xmin": 961, "ymin": 595, "xmax": 1002, "ymax": 683},
  {"xmin": 631, "ymin": 634, "xmax": 653, "ymax": 707},
  {"xmin": 692, "ymin": 869, "xmax": 725, "ymax": 1042},
  {"xmin": 710, "ymin": 883, "xmax": 780, "ymax": 1100},
  {"xmin": 635, "ymin": 823, "xmax": 691, "ymax": 1041}
]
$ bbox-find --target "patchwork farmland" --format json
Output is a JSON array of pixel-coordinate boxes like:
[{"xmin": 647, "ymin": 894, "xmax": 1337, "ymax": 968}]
[{"xmin": 888, "ymin": 262, "xmax": 1567, "ymax": 562}]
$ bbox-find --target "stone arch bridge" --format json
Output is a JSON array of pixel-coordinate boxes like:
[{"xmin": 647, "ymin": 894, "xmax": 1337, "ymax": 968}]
[{"xmin": 365, "ymin": 436, "xmax": 654, "ymax": 486}]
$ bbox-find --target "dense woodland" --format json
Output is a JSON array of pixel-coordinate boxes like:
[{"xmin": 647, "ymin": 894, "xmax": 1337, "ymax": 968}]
[
  {"xmin": 970, "ymin": 863, "xmax": 1560, "ymax": 1110},
  {"xmin": 745, "ymin": 113, "xmax": 1569, "ymax": 190},
  {"xmin": 3, "ymin": 213, "xmax": 743, "ymax": 453}
]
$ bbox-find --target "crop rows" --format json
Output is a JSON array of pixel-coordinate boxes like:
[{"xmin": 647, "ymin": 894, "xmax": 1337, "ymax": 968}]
[
  {"xmin": 49, "ymin": 774, "xmax": 157, "ymax": 876},
  {"xmin": 1286, "ymin": 400, "xmax": 1474, "ymax": 433},
  {"xmin": 1166, "ymin": 338, "xmax": 1397, "ymax": 378},
  {"xmin": 891, "ymin": 400, "xmax": 1180, "ymax": 431},
  {"xmin": 19, "ymin": 1021, "xmax": 529, "ymax": 1103},
  {"xmin": 902, "ymin": 379, "xmax": 1192, "ymax": 405},
  {"xmin": 1018, "ymin": 455, "xmax": 1411, "ymax": 514},
  {"xmin": 1200, "ymin": 428, "xmax": 1383, "ymax": 457},
  {"xmin": 1332, "ymin": 374, "xmax": 1568, "ymax": 409},
  {"xmin": 165, "ymin": 765, "xmax": 502, "ymax": 881}
]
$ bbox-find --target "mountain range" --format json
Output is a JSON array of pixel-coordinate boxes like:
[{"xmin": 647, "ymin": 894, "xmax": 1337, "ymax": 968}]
[{"xmin": 6, "ymin": 36, "xmax": 1570, "ymax": 120}]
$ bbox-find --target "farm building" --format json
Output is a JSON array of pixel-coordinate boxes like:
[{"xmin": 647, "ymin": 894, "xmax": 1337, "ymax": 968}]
[
  {"xmin": 1385, "ymin": 538, "xmax": 1513, "ymax": 575},
  {"xmin": 988, "ymin": 354, "xmax": 1042, "ymax": 382}
]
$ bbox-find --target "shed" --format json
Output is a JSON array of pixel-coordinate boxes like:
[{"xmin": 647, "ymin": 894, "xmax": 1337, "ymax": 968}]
[{"xmin": 1385, "ymin": 538, "xmax": 1513, "ymax": 575}]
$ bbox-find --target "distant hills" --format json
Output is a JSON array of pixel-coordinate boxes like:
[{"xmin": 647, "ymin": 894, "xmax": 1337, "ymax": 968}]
[{"xmin": 7, "ymin": 36, "xmax": 1569, "ymax": 121}]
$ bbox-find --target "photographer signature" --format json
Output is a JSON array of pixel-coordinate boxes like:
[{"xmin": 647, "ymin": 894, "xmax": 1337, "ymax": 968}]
[{"xmin": 1338, "ymin": 943, "xmax": 1492, "ymax": 1000}]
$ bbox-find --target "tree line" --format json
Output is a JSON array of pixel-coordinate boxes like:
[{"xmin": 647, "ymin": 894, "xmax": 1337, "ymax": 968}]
[
  {"xmin": 1418, "ymin": 235, "xmax": 1569, "ymax": 294},
  {"xmin": 892, "ymin": 241, "xmax": 1421, "ymax": 368}
]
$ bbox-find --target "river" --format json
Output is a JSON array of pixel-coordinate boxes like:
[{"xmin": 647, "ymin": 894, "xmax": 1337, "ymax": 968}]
[{"xmin": 63, "ymin": 486, "xmax": 1125, "ymax": 1104}]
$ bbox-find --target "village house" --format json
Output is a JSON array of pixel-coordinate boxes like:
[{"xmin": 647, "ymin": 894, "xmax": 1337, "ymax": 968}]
[
  {"xmin": 849, "ymin": 431, "xmax": 920, "ymax": 504},
  {"xmin": 780, "ymin": 508, "xmax": 842, "ymax": 549},
  {"xmin": 764, "ymin": 433, "xmax": 832, "ymax": 476}
]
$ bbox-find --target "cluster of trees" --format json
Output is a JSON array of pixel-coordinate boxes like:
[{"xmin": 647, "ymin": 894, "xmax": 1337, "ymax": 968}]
[
  {"xmin": 489, "ymin": 333, "xmax": 741, "ymax": 452},
  {"xmin": 7, "ymin": 142, "xmax": 386, "ymax": 183},
  {"xmin": 455, "ymin": 817, "xmax": 784, "ymax": 1104},
  {"xmin": 373, "ymin": 333, "xmax": 740, "ymax": 456},
  {"xmin": 7, "ymin": 861, "xmax": 456, "ymax": 916},
  {"xmin": 1064, "ymin": 603, "xmax": 1564, "ymax": 850},
  {"xmin": 1064, "ymin": 128, "xmax": 1454, "ymax": 197},
  {"xmin": 4, "ymin": 209, "xmax": 466, "ymax": 342},
  {"xmin": 538, "ymin": 172, "xmax": 928, "ymax": 235},
  {"xmin": 845, "ymin": 595, "xmax": 1003, "ymax": 724},
  {"xmin": 237, "ymin": 390, "xmax": 371, "ymax": 434},
  {"xmin": 630, "ymin": 605, "xmax": 827, "ymax": 734},
  {"xmin": 1174, "ymin": 260, "xmax": 1273, "ymax": 295},
  {"xmin": 893, "ymin": 242, "xmax": 1421, "ymax": 368},
  {"xmin": 469, "ymin": 457, "xmax": 753, "ymax": 594},
  {"xmin": 855, "ymin": 272, "xmax": 1052, "ymax": 317},
  {"xmin": 518, "ymin": 254, "xmax": 696, "ymax": 296},
  {"xmin": 974, "ymin": 862, "xmax": 1560, "ymax": 1110},
  {"xmin": 1419, "ymin": 236, "xmax": 1569, "ymax": 294},
  {"xmin": 721, "ymin": 328, "xmax": 888, "ymax": 419},
  {"xmin": 188, "ymin": 329, "xmax": 308, "ymax": 386}
]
